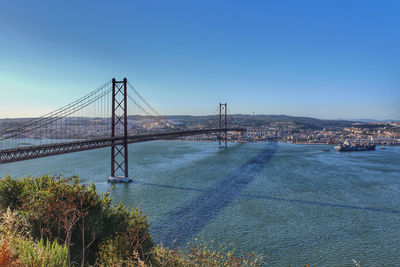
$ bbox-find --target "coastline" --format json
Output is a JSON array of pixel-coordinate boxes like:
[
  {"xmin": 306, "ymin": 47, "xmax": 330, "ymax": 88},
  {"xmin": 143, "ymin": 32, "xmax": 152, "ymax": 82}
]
[{"xmin": 170, "ymin": 138, "xmax": 400, "ymax": 146}]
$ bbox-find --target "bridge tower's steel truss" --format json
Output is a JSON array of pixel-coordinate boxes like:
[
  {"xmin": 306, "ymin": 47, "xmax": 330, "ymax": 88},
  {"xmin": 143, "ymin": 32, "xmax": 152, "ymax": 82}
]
[
  {"xmin": 219, "ymin": 103, "xmax": 227, "ymax": 148},
  {"xmin": 110, "ymin": 78, "xmax": 129, "ymax": 180}
]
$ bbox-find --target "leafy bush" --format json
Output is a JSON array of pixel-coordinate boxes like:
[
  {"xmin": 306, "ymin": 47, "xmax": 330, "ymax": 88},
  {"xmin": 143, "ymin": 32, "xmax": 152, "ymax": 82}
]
[
  {"xmin": 153, "ymin": 239, "xmax": 265, "ymax": 267},
  {"xmin": 0, "ymin": 208, "xmax": 68, "ymax": 267},
  {"xmin": 0, "ymin": 175, "xmax": 153, "ymax": 266},
  {"xmin": 16, "ymin": 238, "xmax": 68, "ymax": 267},
  {"xmin": 96, "ymin": 233, "xmax": 147, "ymax": 266},
  {"xmin": 0, "ymin": 176, "xmax": 24, "ymax": 210}
]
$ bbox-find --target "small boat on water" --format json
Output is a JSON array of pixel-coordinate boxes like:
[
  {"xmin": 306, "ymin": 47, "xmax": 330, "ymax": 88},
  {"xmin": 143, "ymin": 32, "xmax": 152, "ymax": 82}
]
[
  {"xmin": 322, "ymin": 149, "xmax": 330, "ymax": 152},
  {"xmin": 381, "ymin": 146, "xmax": 386, "ymax": 149},
  {"xmin": 335, "ymin": 140, "xmax": 375, "ymax": 152}
]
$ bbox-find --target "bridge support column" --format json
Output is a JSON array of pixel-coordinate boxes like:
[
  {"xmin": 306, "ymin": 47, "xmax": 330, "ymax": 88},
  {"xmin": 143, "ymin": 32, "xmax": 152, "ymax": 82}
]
[
  {"xmin": 108, "ymin": 78, "xmax": 132, "ymax": 183},
  {"xmin": 218, "ymin": 103, "xmax": 227, "ymax": 148}
]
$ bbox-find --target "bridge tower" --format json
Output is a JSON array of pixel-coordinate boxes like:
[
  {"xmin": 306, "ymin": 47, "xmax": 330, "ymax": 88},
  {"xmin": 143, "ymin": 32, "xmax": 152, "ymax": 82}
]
[
  {"xmin": 108, "ymin": 78, "xmax": 132, "ymax": 183},
  {"xmin": 218, "ymin": 103, "xmax": 228, "ymax": 148}
]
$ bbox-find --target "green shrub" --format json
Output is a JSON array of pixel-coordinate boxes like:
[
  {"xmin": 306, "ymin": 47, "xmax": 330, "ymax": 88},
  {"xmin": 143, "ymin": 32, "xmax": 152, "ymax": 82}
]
[
  {"xmin": 0, "ymin": 175, "xmax": 153, "ymax": 266},
  {"xmin": 0, "ymin": 175, "xmax": 24, "ymax": 210},
  {"xmin": 16, "ymin": 238, "xmax": 68, "ymax": 267},
  {"xmin": 0, "ymin": 208, "xmax": 68, "ymax": 267},
  {"xmin": 96, "ymin": 233, "xmax": 147, "ymax": 266},
  {"xmin": 153, "ymin": 239, "xmax": 265, "ymax": 267}
]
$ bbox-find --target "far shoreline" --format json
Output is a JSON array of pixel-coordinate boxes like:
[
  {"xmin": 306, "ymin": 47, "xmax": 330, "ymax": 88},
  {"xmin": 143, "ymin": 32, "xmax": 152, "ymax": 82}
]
[{"xmin": 168, "ymin": 139, "xmax": 400, "ymax": 146}]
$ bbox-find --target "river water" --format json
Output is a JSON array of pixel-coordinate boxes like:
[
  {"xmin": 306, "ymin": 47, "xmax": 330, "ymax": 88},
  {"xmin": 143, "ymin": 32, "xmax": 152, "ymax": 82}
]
[{"xmin": 1, "ymin": 141, "xmax": 399, "ymax": 266}]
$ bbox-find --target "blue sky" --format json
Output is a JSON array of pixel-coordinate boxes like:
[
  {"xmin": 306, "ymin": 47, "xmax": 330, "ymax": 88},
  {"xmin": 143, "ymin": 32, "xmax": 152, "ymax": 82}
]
[{"xmin": 0, "ymin": 0, "xmax": 399, "ymax": 120}]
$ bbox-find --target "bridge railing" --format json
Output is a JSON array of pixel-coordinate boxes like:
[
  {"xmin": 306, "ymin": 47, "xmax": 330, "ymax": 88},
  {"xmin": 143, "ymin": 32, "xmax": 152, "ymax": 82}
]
[{"xmin": 0, "ymin": 128, "xmax": 246, "ymax": 164}]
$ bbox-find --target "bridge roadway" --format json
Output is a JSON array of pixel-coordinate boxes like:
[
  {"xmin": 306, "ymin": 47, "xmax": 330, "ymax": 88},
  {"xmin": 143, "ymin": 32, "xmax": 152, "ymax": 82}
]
[{"xmin": 0, "ymin": 128, "xmax": 246, "ymax": 164}]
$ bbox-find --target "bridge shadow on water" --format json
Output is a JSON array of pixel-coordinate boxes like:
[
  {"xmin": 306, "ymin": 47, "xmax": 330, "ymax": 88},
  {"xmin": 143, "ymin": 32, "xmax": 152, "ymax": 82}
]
[
  {"xmin": 133, "ymin": 141, "xmax": 400, "ymax": 246},
  {"xmin": 148, "ymin": 142, "xmax": 279, "ymax": 246},
  {"xmin": 134, "ymin": 180, "xmax": 400, "ymax": 215}
]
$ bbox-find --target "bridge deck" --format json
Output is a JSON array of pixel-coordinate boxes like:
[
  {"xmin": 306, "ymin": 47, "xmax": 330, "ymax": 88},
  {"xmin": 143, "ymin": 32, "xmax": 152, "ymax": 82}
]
[{"xmin": 0, "ymin": 128, "xmax": 245, "ymax": 164}]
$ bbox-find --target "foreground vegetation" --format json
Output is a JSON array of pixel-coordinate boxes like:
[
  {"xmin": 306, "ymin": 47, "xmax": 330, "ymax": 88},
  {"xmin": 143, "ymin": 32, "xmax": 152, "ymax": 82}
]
[{"xmin": 0, "ymin": 175, "xmax": 265, "ymax": 266}]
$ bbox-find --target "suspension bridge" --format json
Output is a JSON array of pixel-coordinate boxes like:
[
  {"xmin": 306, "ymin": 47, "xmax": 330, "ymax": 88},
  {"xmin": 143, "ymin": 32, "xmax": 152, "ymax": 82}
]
[{"xmin": 0, "ymin": 78, "xmax": 246, "ymax": 182}]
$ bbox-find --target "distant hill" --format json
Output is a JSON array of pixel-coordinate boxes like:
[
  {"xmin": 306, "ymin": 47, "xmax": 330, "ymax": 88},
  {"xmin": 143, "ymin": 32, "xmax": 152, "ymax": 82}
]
[
  {"xmin": 161, "ymin": 114, "xmax": 356, "ymax": 130},
  {"xmin": 230, "ymin": 114, "xmax": 355, "ymax": 129},
  {"xmin": 0, "ymin": 114, "xmax": 358, "ymax": 131},
  {"xmin": 351, "ymin": 118, "xmax": 400, "ymax": 123}
]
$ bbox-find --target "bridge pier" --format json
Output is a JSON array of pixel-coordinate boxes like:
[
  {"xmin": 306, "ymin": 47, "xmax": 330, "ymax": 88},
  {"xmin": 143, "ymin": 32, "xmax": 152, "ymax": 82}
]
[
  {"xmin": 218, "ymin": 103, "xmax": 228, "ymax": 148},
  {"xmin": 108, "ymin": 78, "xmax": 132, "ymax": 183}
]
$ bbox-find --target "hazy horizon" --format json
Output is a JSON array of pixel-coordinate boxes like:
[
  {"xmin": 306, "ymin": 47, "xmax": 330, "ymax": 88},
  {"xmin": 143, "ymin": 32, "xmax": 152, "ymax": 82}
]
[{"xmin": 0, "ymin": 113, "xmax": 398, "ymax": 123}]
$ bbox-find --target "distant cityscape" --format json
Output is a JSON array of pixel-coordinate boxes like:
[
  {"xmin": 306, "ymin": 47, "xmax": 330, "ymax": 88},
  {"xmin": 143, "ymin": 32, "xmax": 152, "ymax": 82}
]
[
  {"xmin": 1, "ymin": 114, "xmax": 399, "ymax": 146},
  {"xmin": 178, "ymin": 115, "xmax": 400, "ymax": 146},
  {"xmin": 242, "ymin": 121, "xmax": 400, "ymax": 145}
]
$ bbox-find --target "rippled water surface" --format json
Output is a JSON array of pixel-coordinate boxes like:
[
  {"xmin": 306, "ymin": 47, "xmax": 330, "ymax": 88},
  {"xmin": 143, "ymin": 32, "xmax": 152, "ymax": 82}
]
[{"xmin": 1, "ymin": 141, "xmax": 399, "ymax": 266}]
